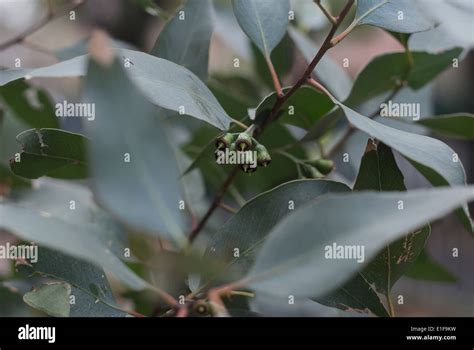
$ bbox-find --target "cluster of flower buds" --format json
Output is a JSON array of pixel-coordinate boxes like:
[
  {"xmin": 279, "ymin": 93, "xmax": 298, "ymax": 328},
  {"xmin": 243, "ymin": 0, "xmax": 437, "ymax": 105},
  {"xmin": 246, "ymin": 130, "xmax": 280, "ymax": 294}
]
[{"xmin": 214, "ymin": 132, "xmax": 271, "ymax": 173}]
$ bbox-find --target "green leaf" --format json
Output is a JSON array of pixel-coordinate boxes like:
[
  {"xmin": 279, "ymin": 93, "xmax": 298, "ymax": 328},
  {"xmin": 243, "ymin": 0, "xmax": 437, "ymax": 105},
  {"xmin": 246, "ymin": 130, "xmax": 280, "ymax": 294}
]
[
  {"xmin": 10, "ymin": 128, "xmax": 88, "ymax": 179},
  {"xmin": 204, "ymin": 180, "xmax": 350, "ymax": 286},
  {"xmin": 0, "ymin": 163, "xmax": 30, "ymax": 189},
  {"xmin": 252, "ymin": 34, "xmax": 293, "ymax": 90},
  {"xmin": 0, "ymin": 181, "xmax": 148, "ymax": 291},
  {"xmin": 417, "ymin": 114, "xmax": 474, "ymax": 140},
  {"xmin": 232, "ymin": 0, "xmax": 290, "ymax": 58},
  {"xmin": 345, "ymin": 49, "xmax": 462, "ymax": 107},
  {"xmin": 246, "ymin": 186, "xmax": 474, "ymax": 298},
  {"xmin": 352, "ymin": 143, "xmax": 431, "ymax": 293},
  {"xmin": 208, "ymin": 75, "xmax": 260, "ymax": 119},
  {"xmin": 315, "ymin": 142, "xmax": 431, "ymax": 317},
  {"xmin": 405, "ymin": 250, "xmax": 457, "ymax": 283},
  {"xmin": 252, "ymin": 87, "xmax": 334, "ymax": 130},
  {"xmin": 288, "ymin": 27, "xmax": 352, "ymax": 101},
  {"xmin": 19, "ymin": 247, "xmax": 127, "ymax": 317},
  {"xmin": 333, "ymin": 101, "xmax": 471, "ymax": 231},
  {"xmin": 23, "ymin": 282, "xmax": 71, "ymax": 317},
  {"xmin": 151, "ymin": 0, "xmax": 214, "ymax": 81},
  {"xmin": 0, "ymin": 48, "xmax": 232, "ymax": 130},
  {"xmin": 354, "ymin": 0, "xmax": 434, "ymax": 34},
  {"xmin": 315, "ymin": 273, "xmax": 389, "ymax": 317},
  {"xmin": 84, "ymin": 58, "xmax": 187, "ymax": 246},
  {"xmin": 0, "ymin": 80, "xmax": 58, "ymax": 128}
]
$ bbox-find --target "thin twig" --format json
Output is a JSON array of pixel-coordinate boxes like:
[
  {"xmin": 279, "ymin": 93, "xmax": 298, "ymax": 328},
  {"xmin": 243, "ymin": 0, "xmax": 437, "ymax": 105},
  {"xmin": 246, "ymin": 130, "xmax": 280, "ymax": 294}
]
[
  {"xmin": 188, "ymin": 0, "xmax": 356, "ymax": 243},
  {"xmin": 0, "ymin": 0, "xmax": 85, "ymax": 51},
  {"xmin": 265, "ymin": 56, "xmax": 284, "ymax": 97},
  {"xmin": 258, "ymin": 0, "xmax": 355, "ymax": 132},
  {"xmin": 217, "ymin": 202, "xmax": 238, "ymax": 214},
  {"xmin": 189, "ymin": 166, "xmax": 240, "ymax": 242},
  {"xmin": 314, "ymin": 0, "xmax": 337, "ymax": 24}
]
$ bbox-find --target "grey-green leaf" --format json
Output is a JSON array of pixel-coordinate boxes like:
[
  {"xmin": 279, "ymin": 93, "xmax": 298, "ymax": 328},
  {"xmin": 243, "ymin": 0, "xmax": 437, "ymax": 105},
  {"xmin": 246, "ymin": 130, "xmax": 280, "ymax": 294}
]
[
  {"xmin": 19, "ymin": 247, "xmax": 127, "ymax": 317},
  {"xmin": 333, "ymin": 102, "xmax": 471, "ymax": 231},
  {"xmin": 23, "ymin": 282, "xmax": 71, "ymax": 317},
  {"xmin": 355, "ymin": 0, "xmax": 434, "ymax": 34},
  {"xmin": 247, "ymin": 186, "xmax": 474, "ymax": 298},
  {"xmin": 0, "ymin": 181, "xmax": 148, "ymax": 290},
  {"xmin": 0, "ymin": 49, "xmax": 232, "ymax": 130},
  {"xmin": 151, "ymin": 0, "xmax": 214, "ymax": 80},
  {"xmin": 204, "ymin": 180, "xmax": 350, "ymax": 286},
  {"xmin": 408, "ymin": 1, "xmax": 474, "ymax": 52},
  {"xmin": 352, "ymin": 142, "xmax": 431, "ymax": 294},
  {"xmin": 315, "ymin": 142, "xmax": 430, "ymax": 316},
  {"xmin": 84, "ymin": 58, "xmax": 187, "ymax": 246},
  {"xmin": 232, "ymin": 0, "xmax": 290, "ymax": 57}
]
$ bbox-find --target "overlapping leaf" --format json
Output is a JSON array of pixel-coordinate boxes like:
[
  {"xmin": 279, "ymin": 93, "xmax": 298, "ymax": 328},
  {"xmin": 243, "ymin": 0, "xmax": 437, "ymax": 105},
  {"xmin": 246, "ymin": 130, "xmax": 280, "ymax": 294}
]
[
  {"xmin": 151, "ymin": 0, "xmax": 214, "ymax": 81},
  {"xmin": 246, "ymin": 187, "xmax": 474, "ymax": 298},
  {"xmin": 0, "ymin": 49, "xmax": 231, "ymax": 130},
  {"xmin": 232, "ymin": 0, "xmax": 290, "ymax": 58},
  {"xmin": 10, "ymin": 128, "xmax": 88, "ymax": 179},
  {"xmin": 0, "ymin": 181, "xmax": 148, "ymax": 290},
  {"xmin": 83, "ymin": 57, "xmax": 187, "ymax": 246}
]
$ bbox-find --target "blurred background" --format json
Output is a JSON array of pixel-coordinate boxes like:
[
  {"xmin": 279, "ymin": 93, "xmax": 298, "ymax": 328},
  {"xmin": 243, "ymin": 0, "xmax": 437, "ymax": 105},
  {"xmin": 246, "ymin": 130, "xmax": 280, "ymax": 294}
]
[{"xmin": 0, "ymin": 0, "xmax": 473, "ymax": 316}]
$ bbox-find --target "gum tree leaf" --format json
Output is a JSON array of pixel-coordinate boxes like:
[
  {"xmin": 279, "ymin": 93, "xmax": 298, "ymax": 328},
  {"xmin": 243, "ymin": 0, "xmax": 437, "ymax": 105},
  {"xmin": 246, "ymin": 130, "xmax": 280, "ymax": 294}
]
[
  {"xmin": 315, "ymin": 272, "xmax": 389, "ymax": 317},
  {"xmin": 252, "ymin": 87, "xmax": 333, "ymax": 130},
  {"xmin": 288, "ymin": 27, "xmax": 352, "ymax": 101},
  {"xmin": 0, "ymin": 181, "xmax": 148, "ymax": 291},
  {"xmin": 0, "ymin": 163, "xmax": 30, "ymax": 189},
  {"xmin": 0, "ymin": 80, "xmax": 58, "ymax": 128},
  {"xmin": 246, "ymin": 187, "xmax": 474, "ymax": 298},
  {"xmin": 0, "ymin": 49, "xmax": 232, "ymax": 130},
  {"xmin": 354, "ymin": 0, "xmax": 434, "ymax": 34},
  {"xmin": 252, "ymin": 34, "xmax": 294, "ymax": 90},
  {"xmin": 344, "ymin": 49, "xmax": 462, "ymax": 107},
  {"xmin": 315, "ymin": 142, "xmax": 431, "ymax": 317},
  {"xmin": 204, "ymin": 180, "xmax": 350, "ymax": 287},
  {"xmin": 352, "ymin": 143, "xmax": 431, "ymax": 293},
  {"xmin": 405, "ymin": 250, "xmax": 457, "ymax": 282},
  {"xmin": 409, "ymin": 0, "xmax": 474, "ymax": 52},
  {"xmin": 302, "ymin": 48, "xmax": 461, "ymax": 144},
  {"xmin": 19, "ymin": 247, "xmax": 127, "ymax": 317},
  {"xmin": 417, "ymin": 114, "xmax": 474, "ymax": 140},
  {"xmin": 332, "ymin": 102, "xmax": 472, "ymax": 231},
  {"xmin": 84, "ymin": 58, "xmax": 187, "ymax": 246},
  {"xmin": 232, "ymin": 0, "xmax": 290, "ymax": 58},
  {"xmin": 151, "ymin": 0, "xmax": 215, "ymax": 81},
  {"xmin": 10, "ymin": 128, "xmax": 88, "ymax": 179},
  {"xmin": 208, "ymin": 75, "xmax": 260, "ymax": 119},
  {"xmin": 23, "ymin": 282, "xmax": 71, "ymax": 317}
]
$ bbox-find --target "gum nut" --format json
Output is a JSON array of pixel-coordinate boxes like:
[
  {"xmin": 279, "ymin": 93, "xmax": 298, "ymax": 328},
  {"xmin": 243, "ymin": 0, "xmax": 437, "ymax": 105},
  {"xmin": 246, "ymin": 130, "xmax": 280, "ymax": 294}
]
[
  {"xmin": 310, "ymin": 159, "xmax": 334, "ymax": 175},
  {"xmin": 235, "ymin": 133, "xmax": 252, "ymax": 151}
]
